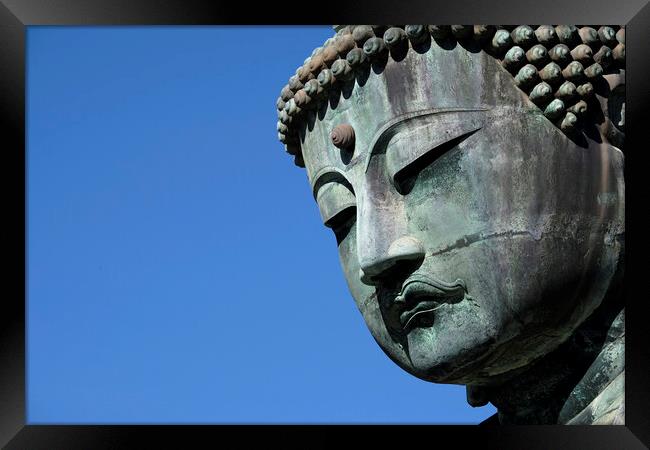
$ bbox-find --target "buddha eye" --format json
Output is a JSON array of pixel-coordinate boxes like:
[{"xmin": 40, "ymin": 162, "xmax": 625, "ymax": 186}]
[
  {"xmin": 392, "ymin": 129, "xmax": 480, "ymax": 195},
  {"xmin": 330, "ymin": 205, "xmax": 356, "ymax": 244},
  {"xmin": 315, "ymin": 181, "xmax": 357, "ymax": 243},
  {"xmin": 379, "ymin": 111, "xmax": 485, "ymax": 196}
]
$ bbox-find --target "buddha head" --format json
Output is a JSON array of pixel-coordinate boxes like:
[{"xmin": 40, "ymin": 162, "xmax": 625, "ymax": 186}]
[{"xmin": 275, "ymin": 25, "xmax": 625, "ymax": 387}]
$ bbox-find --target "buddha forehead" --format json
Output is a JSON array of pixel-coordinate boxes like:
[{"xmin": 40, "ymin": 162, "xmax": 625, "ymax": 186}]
[{"xmin": 300, "ymin": 43, "xmax": 532, "ymax": 183}]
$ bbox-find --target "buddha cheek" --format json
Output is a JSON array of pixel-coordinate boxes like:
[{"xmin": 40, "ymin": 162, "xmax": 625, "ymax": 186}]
[{"xmin": 336, "ymin": 224, "xmax": 413, "ymax": 368}]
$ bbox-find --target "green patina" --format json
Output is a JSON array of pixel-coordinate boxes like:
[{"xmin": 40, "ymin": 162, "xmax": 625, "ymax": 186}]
[{"xmin": 278, "ymin": 25, "xmax": 625, "ymax": 425}]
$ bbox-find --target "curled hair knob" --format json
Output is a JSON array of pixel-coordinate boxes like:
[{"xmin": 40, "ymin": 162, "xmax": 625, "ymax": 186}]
[{"xmin": 331, "ymin": 124, "xmax": 355, "ymax": 150}]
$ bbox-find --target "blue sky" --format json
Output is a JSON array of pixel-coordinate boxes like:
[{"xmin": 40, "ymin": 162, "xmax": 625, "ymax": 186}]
[{"xmin": 26, "ymin": 26, "xmax": 496, "ymax": 423}]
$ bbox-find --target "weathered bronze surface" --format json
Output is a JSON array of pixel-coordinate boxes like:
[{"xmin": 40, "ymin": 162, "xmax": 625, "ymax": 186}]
[{"xmin": 276, "ymin": 25, "xmax": 625, "ymax": 425}]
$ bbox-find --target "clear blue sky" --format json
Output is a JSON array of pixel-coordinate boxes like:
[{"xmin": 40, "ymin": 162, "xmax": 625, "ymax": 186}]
[{"xmin": 26, "ymin": 26, "xmax": 496, "ymax": 423}]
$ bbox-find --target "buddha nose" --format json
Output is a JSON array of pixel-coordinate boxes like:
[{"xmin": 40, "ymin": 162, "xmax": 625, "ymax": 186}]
[{"xmin": 359, "ymin": 235, "xmax": 425, "ymax": 286}]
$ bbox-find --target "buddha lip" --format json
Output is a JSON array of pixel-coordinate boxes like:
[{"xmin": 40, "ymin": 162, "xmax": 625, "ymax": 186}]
[
  {"xmin": 400, "ymin": 300, "xmax": 442, "ymax": 330},
  {"xmin": 395, "ymin": 275, "xmax": 467, "ymax": 330}
]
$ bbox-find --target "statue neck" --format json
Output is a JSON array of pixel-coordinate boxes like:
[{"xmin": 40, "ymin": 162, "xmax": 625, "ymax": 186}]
[{"xmin": 479, "ymin": 289, "xmax": 625, "ymax": 424}]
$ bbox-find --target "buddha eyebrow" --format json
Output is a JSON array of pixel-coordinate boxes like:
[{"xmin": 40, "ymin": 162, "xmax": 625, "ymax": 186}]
[
  {"xmin": 311, "ymin": 168, "xmax": 354, "ymax": 199},
  {"xmin": 364, "ymin": 107, "xmax": 490, "ymax": 172}
]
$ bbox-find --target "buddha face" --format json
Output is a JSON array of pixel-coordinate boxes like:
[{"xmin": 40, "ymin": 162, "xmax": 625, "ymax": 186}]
[{"xmin": 299, "ymin": 43, "xmax": 624, "ymax": 385}]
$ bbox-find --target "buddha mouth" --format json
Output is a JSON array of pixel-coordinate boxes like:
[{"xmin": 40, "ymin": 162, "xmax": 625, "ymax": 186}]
[{"xmin": 394, "ymin": 275, "xmax": 468, "ymax": 331}]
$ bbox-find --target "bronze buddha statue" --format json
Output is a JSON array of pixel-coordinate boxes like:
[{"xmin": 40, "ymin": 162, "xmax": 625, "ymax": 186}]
[{"xmin": 275, "ymin": 25, "xmax": 625, "ymax": 424}]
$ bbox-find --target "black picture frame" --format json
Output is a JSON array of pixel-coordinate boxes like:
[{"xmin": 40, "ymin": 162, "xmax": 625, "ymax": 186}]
[{"xmin": 2, "ymin": 1, "xmax": 648, "ymax": 448}]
